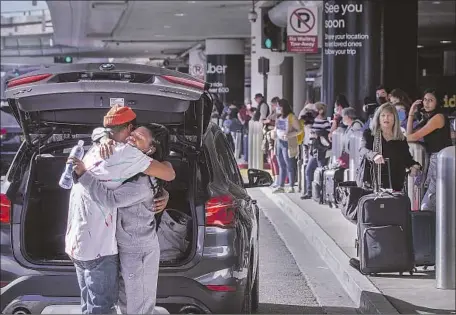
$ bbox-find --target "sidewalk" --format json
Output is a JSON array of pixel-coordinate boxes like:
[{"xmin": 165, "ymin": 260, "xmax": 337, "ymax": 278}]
[{"xmin": 259, "ymin": 187, "xmax": 456, "ymax": 314}]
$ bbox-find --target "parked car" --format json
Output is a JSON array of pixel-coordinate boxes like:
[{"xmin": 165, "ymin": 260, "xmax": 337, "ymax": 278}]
[
  {"xmin": 0, "ymin": 102, "xmax": 22, "ymax": 176},
  {"xmin": 0, "ymin": 63, "xmax": 272, "ymax": 314}
]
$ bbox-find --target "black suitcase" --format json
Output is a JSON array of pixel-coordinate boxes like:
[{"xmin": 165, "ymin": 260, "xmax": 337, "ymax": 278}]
[
  {"xmin": 312, "ymin": 166, "xmax": 325, "ymax": 204},
  {"xmin": 356, "ymin": 159, "xmax": 415, "ymax": 275},
  {"xmin": 323, "ymin": 167, "xmax": 345, "ymax": 208},
  {"xmin": 411, "ymin": 210, "xmax": 436, "ymax": 268}
]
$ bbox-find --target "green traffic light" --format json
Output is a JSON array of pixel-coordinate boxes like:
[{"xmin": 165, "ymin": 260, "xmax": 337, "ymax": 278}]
[
  {"xmin": 65, "ymin": 56, "xmax": 73, "ymax": 63},
  {"xmin": 264, "ymin": 38, "xmax": 272, "ymax": 49}
]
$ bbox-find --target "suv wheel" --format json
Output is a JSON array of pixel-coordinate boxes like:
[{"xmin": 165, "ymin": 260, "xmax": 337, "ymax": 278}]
[
  {"xmin": 242, "ymin": 269, "xmax": 253, "ymax": 314},
  {"xmin": 251, "ymin": 263, "xmax": 259, "ymax": 311}
]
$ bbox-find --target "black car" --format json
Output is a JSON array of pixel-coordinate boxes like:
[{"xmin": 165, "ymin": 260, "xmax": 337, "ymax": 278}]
[
  {"xmin": 0, "ymin": 63, "xmax": 272, "ymax": 314},
  {"xmin": 0, "ymin": 102, "xmax": 22, "ymax": 176}
]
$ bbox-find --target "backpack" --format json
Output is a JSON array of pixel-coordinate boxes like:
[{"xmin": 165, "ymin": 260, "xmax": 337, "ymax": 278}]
[{"xmin": 288, "ymin": 114, "xmax": 305, "ymax": 145}]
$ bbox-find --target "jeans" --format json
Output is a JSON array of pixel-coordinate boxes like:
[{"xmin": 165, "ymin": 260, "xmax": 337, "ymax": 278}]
[
  {"xmin": 73, "ymin": 254, "xmax": 119, "ymax": 314},
  {"xmin": 277, "ymin": 140, "xmax": 297, "ymax": 188},
  {"xmin": 421, "ymin": 153, "xmax": 438, "ymax": 211},
  {"xmin": 118, "ymin": 233, "xmax": 160, "ymax": 314},
  {"xmin": 305, "ymin": 155, "xmax": 326, "ymax": 193}
]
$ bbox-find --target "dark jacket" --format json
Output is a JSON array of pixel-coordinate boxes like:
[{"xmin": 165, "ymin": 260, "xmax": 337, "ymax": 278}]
[{"xmin": 358, "ymin": 129, "xmax": 418, "ymax": 191}]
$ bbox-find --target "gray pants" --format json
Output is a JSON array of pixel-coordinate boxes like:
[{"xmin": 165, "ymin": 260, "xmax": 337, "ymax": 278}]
[
  {"xmin": 118, "ymin": 233, "xmax": 160, "ymax": 314},
  {"xmin": 421, "ymin": 153, "xmax": 438, "ymax": 212}
]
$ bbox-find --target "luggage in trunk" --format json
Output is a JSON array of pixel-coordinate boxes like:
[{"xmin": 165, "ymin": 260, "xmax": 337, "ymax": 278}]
[
  {"xmin": 356, "ymin": 159, "xmax": 414, "ymax": 275},
  {"xmin": 323, "ymin": 167, "xmax": 345, "ymax": 208},
  {"xmin": 411, "ymin": 210, "xmax": 436, "ymax": 268},
  {"xmin": 312, "ymin": 166, "xmax": 325, "ymax": 204}
]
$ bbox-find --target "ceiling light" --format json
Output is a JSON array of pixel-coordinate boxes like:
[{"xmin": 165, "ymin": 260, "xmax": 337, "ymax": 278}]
[
  {"xmin": 313, "ymin": 63, "xmax": 318, "ymax": 66},
  {"xmin": 432, "ymin": 1, "xmax": 441, "ymax": 4},
  {"xmin": 188, "ymin": 1, "xmax": 196, "ymax": 3},
  {"xmin": 164, "ymin": 25, "xmax": 171, "ymax": 29},
  {"xmin": 154, "ymin": 34, "xmax": 165, "ymax": 37},
  {"xmin": 440, "ymin": 40, "xmax": 451, "ymax": 44},
  {"xmin": 174, "ymin": 13, "xmax": 185, "ymax": 17},
  {"xmin": 417, "ymin": 45, "xmax": 423, "ymax": 48}
]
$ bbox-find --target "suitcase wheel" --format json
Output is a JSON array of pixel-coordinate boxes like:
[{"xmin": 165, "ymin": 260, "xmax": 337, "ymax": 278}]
[{"xmin": 423, "ymin": 266, "xmax": 428, "ymax": 271}]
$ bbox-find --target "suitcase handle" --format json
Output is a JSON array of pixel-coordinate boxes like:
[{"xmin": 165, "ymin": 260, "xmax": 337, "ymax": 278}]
[{"xmin": 374, "ymin": 157, "xmax": 393, "ymax": 192}]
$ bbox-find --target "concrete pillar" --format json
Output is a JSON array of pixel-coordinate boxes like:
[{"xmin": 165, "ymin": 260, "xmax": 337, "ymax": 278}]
[
  {"xmin": 383, "ymin": 0, "xmax": 418, "ymax": 98},
  {"xmin": 322, "ymin": 0, "xmax": 382, "ymax": 117},
  {"xmin": 322, "ymin": 0, "xmax": 418, "ymax": 116},
  {"xmin": 205, "ymin": 38, "xmax": 245, "ymax": 105},
  {"xmin": 293, "ymin": 54, "xmax": 306, "ymax": 114}
]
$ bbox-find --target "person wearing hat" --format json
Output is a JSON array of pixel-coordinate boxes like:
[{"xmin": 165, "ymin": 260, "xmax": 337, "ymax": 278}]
[{"xmin": 65, "ymin": 105, "xmax": 175, "ymax": 314}]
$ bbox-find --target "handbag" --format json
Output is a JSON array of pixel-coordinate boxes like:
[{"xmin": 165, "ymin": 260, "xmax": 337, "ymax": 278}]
[
  {"xmin": 336, "ymin": 181, "xmax": 372, "ymax": 224},
  {"xmin": 339, "ymin": 130, "xmax": 382, "ymax": 223}
]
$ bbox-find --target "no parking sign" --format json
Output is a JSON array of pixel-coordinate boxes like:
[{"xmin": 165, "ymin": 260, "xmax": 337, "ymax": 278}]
[{"xmin": 287, "ymin": 6, "xmax": 319, "ymax": 53}]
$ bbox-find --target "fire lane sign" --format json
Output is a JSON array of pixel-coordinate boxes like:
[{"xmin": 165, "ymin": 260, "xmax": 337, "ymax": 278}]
[{"xmin": 287, "ymin": 6, "xmax": 319, "ymax": 53}]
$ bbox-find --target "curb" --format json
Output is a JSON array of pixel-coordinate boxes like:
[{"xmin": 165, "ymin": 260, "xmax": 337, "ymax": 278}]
[{"xmin": 260, "ymin": 187, "xmax": 399, "ymax": 315}]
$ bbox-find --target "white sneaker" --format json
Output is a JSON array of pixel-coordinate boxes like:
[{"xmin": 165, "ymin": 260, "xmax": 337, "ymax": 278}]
[
  {"xmin": 287, "ymin": 187, "xmax": 296, "ymax": 193},
  {"xmin": 272, "ymin": 187, "xmax": 285, "ymax": 194}
]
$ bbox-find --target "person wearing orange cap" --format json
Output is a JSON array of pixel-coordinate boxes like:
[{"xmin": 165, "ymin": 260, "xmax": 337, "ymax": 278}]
[{"xmin": 65, "ymin": 105, "xmax": 175, "ymax": 314}]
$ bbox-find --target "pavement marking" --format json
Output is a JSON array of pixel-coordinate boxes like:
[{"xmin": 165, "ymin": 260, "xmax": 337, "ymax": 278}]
[{"xmin": 251, "ymin": 189, "xmax": 357, "ymax": 314}]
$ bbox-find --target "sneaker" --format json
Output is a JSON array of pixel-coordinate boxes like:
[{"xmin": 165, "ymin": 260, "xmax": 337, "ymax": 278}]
[
  {"xmin": 301, "ymin": 193, "xmax": 311, "ymax": 200},
  {"xmin": 272, "ymin": 187, "xmax": 285, "ymax": 194},
  {"xmin": 287, "ymin": 187, "xmax": 296, "ymax": 193}
]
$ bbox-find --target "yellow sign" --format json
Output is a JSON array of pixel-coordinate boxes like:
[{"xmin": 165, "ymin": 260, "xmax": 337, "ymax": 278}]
[{"xmin": 443, "ymin": 94, "xmax": 455, "ymax": 108}]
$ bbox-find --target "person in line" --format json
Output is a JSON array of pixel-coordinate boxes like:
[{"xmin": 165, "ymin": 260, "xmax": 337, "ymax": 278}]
[
  {"xmin": 271, "ymin": 99, "xmax": 302, "ymax": 193},
  {"xmin": 338, "ymin": 108, "xmax": 364, "ymax": 168},
  {"xmin": 65, "ymin": 105, "xmax": 175, "ymax": 314},
  {"xmin": 252, "ymin": 93, "xmax": 269, "ymax": 123},
  {"xmin": 349, "ymin": 102, "xmax": 420, "ymax": 271},
  {"xmin": 330, "ymin": 94, "xmax": 350, "ymax": 135},
  {"xmin": 70, "ymin": 125, "xmax": 168, "ymax": 314},
  {"xmin": 263, "ymin": 96, "xmax": 280, "ymax": 185},
  {"xmin": 406, "ymin": 88, "xmax": 452, "ymax": 212},
  {"xmin": 301, "ymin": 102, "xmax": 331, "ymax": 199},
  {"xmin": 389, "ymin": 88, "xmax": 413, "ymax": 130}
]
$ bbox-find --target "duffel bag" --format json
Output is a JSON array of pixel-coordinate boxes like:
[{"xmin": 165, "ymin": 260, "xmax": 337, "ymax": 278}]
[{"xmin": 336, "ymin": 181, "xmax": 372, "ymax": 224}]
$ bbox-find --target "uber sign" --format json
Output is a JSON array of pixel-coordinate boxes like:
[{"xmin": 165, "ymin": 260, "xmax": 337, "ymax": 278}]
[{"xmin": 205, "ymin": 54, "xmax": 244, "ymax": 105}]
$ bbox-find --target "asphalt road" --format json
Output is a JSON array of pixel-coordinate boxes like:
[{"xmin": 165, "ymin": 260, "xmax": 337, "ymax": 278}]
[{"xmin": 257, "ymin": 211, "xmax": 324, "ymax": 314}]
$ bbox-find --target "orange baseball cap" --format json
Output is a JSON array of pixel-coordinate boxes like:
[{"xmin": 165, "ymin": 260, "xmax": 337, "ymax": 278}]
[{"xmin": 103, "ymin": 105, "xmax": 137, "ymax": 127}]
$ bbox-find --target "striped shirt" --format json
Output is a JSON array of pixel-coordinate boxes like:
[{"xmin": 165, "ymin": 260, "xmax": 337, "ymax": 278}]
[{"xmin": 311, "ymin": 117, "xmax": 331, "ymax": 134}]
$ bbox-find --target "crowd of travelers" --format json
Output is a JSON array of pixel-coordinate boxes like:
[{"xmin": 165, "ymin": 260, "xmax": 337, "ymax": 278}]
[{"xmin": 214, "ymin": 86, "xmax": 455, "ymax": 274}]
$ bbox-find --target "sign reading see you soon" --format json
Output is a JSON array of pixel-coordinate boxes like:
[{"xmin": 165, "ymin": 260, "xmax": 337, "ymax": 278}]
[{"xmin": 287, "ymin": 6, "xmax": 319, "ymax": 53}]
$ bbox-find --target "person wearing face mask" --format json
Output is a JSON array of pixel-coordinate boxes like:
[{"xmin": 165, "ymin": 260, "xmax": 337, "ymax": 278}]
[
  {"xmin": 406, "ymin": 88, "xmax": 453, "ymax": 212},
  {"xmin": 389, "ymin": 88, "xmax": 413, "ymax": 130}
]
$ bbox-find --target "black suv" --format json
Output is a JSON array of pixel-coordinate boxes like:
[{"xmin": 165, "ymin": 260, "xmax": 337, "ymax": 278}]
[{"xmin": 0, "ymin": 64, "xmax": 272, "ymax": 314}]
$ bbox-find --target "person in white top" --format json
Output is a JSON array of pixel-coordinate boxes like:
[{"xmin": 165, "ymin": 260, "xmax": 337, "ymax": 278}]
[{"xmin": 65, "ymin": 105, "xmax": 175, "ymax": 314}]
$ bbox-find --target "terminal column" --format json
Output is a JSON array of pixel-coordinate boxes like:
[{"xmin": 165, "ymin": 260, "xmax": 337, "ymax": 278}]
[
  {"xmin": 205, "ymin": 39, "xmax": 245, "ymax": 105},
  {"xmin": 322, "ymin": 0, "xmax": 382, "ymax": 117}
]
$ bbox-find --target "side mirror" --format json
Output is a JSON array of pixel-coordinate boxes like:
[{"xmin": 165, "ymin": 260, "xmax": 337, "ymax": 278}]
[{"xmin": 244, "ymin": 168, "xmax": 273, "ymax": 189}]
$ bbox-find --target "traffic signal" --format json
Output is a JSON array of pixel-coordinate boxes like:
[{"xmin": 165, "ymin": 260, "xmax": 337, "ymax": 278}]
[
  {"xmin": 261, "ymin": 9, "xmax": 285, "ymax": 51},
  {"xmin": 54, "ymin": 56, "xmax": 73, "ymax": 64}
]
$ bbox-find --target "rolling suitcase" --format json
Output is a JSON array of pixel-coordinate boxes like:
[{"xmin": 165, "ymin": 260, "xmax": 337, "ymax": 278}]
[
  {"xmin": 356, "ymin": 159, "xmax": 415, "ymax": 275},
  {"xmin": 411, "ymin": 210, "xmax": 436, "ymax": 269},
  {"xmin": 323, "ymin": 167, "xmax": 345, "ymax": 208},
  {"xmin": 312, "ymin": 166, "xmax": 325, "ymax": 204}
]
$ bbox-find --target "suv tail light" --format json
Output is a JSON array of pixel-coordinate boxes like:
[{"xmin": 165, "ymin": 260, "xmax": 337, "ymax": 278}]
[
  {"xmin": 205, "ymin": 195, "xmax": 235, "ymax": 228},
  {"xmin": 0, "ymin": 193, "xmax": 11, "ymax": 224},
  {"xmin": 161, "ymin": 75, "xmax": 207, "ymax": 90},
  {"xmin": 0, "ymin": 128, "xmax": 6, "ymax": 140},
  {"xmin": 7, "ymin": 73, "xmax": 52, "ymax": 88}
]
